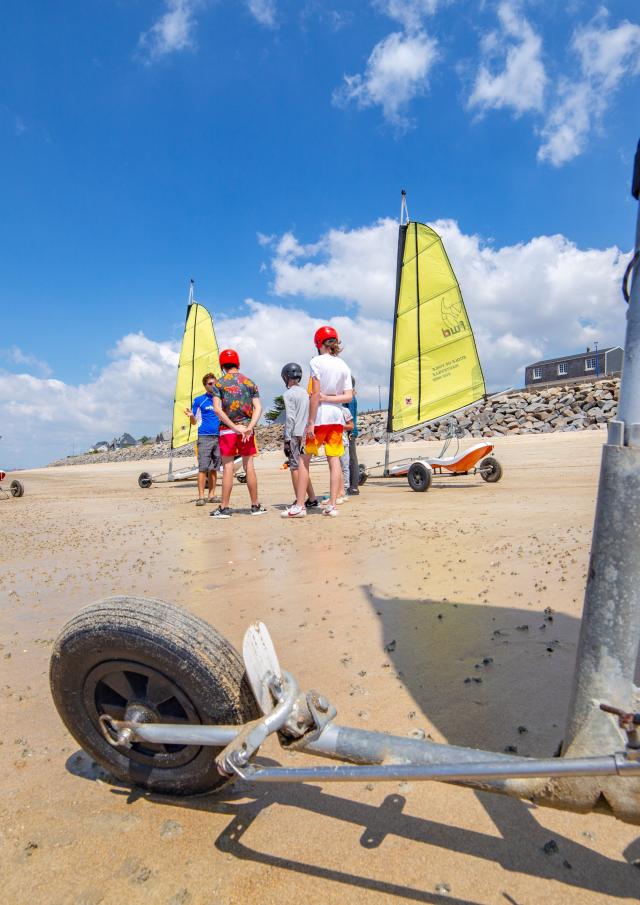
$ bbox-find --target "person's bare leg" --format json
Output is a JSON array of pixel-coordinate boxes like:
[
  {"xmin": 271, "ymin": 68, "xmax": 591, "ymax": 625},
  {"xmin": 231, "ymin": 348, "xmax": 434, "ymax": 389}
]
[
  {"xmin": 290, "ymin": 467, "xmax": 299, "ymax": 497},
  {"xmin": 306, "ymin": 476, "xmax": 316, "ymax": 501},
  {"xmin": 220, "ymin": 457, "xmax": 235, "ymax": 508},
  {"xmin": 328, "ymin": 455, "xmax": 342, "ymax": 507},
  {"xmin": 207, "ymin": 470, "xmax": 217, "ymax": 501},
  {"xmin": 296, "ymin": 454, "xmax": 312, "ymax": 507},
  {"xmin": 243, "ymin": 456, "xmax": 258, "ymax": 506},
  {"xmin": 197, "ymin": 471, "xmax": 206, "ymax": 499}
]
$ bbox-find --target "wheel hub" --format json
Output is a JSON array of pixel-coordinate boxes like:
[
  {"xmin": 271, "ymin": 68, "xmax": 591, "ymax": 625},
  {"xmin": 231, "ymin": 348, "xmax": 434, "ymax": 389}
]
[
  {"xmin": 124, "ymin": 702, "xmax": 157, "ymax": 724},
  {"xmin": 84, "ymin": 660, "xmax": 202, "ymax": 768}
]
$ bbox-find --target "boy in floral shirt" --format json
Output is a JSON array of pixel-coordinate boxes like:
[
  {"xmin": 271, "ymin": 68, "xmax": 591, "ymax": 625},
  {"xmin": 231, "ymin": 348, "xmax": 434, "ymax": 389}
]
[{"xmin": 211, "ymin": 349, "xmax": 267, "ymax": 518}]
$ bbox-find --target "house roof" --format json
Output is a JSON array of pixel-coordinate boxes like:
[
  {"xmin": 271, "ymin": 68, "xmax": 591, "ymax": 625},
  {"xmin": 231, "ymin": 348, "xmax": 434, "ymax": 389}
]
[{"xmin": 527, "ymin": 347, "xmax": 621, "ymax": 369}]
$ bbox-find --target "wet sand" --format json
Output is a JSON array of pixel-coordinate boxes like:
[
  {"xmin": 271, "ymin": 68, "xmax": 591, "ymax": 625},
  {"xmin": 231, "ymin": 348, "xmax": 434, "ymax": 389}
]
[{"xmin": 1, "ymin": 431, "xmax": 639, "ymax": 904}]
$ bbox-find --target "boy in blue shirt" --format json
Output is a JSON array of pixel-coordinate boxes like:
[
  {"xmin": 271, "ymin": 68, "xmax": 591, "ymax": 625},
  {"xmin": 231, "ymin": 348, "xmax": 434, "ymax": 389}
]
[{"xmin": 184, "ymin": 372, "xmax": 221, "ymax": 506}]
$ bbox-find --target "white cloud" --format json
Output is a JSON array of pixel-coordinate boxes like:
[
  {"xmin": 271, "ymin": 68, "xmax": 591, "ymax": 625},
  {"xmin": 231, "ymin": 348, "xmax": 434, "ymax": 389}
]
[
  {"xmin": 334, "ymin": 0, "xmax": 441, "ymax": 127},
  {"xmin": 137, "ymin": 0, "xmax": 277, "ymax": 62},
  {"xmin": 538, "ymin": 13, "xmax": 640, "ymax": 166},
  {"xmin": 217, "ymin": 300, "xmax": 391, "ymax": 414},
  {"xmin": 246, "ymin": 0, "xmax": 277, "ymax": 27},
  {"xmin": 4, "ymin": 219, "xmax": 629, "ymax": 468},
  {"xmin": 269, "ymin": 219, "xmax": 398, "ymax": 315},
  {"xmin": 468, "ymin": 1, "xmax": 547, "ymax": 115},
  {"xmin": 334, "ymin": 30, "xmax": 439, "ymax": 127},
  {"xmin": 138, "ymin": 0, "xmax": 199, "ymax": 62},
  {"xmin": 266, "ymin": 217, "xmax": 628, "ymax": 389},
  {"xmin": 374, "ymin": 0, "xmax": 441, "ymax": 31},
  {"xmin": 0, "ymin": 334, "xmax": 179, "ymax": 468},
  {"xmin": 574, "ymin": 13, "xmax": 640, "ymax": 89},
  {"xmin": 1, "ymin": 346, "xmax": 51, "ymax": 377},
  {"xmin": 0, "ymin": 311, "xmax": 389, "ymax": 468}
]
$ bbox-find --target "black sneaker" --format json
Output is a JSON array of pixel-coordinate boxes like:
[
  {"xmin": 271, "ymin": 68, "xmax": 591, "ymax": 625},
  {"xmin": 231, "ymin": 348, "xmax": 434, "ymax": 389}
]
[
  {"xmin": 305, "ymin": 498, "xmax": 319, "ymax": 509},
  {"xmin": 251, "ymin": 503, "xmax": 267, "ymax": 515},
  {"xmin": 211, "ymin": 506, "xmax": 232, "ymax": 519},
  {"xmin": 346, "ymin": 489, "xmax": 360, "ymax": 496}
]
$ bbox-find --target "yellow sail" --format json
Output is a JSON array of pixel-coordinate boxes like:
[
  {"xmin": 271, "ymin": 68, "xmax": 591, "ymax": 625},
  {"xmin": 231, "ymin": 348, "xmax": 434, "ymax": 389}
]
[
  {"xmin": 171, "ymin": 298, "xmax": 220, "ymax": 449},
  {"xmin": 387, "ymin": 221, "xmax": 485, "ymax": 433}
]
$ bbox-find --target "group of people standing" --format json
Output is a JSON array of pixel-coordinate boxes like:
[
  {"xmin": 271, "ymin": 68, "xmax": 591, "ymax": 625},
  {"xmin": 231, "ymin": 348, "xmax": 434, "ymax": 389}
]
[{"xmin": 185, "ymin": 325, "xmax": 359, "ymax": 519}]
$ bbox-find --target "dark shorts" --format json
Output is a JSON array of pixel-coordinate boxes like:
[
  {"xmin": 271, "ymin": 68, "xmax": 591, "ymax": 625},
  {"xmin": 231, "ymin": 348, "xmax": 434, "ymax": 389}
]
[
  {"xmin": 197, "ymin": 434, "xmax": 221, "ymax": 473},
  {"xmin": 286, "ymin": 436, "xmax": 304, "ymax": 471}
]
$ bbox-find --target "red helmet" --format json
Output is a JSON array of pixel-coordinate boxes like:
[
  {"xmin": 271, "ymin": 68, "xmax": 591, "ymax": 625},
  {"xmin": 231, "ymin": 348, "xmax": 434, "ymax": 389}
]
[
  {"xmin": 314, "ymin": 325, "xmax": 339, "ymax": 350},
  {"xmin": 219, "ymin": 348, "xmax": 240, "ymax": 368}
]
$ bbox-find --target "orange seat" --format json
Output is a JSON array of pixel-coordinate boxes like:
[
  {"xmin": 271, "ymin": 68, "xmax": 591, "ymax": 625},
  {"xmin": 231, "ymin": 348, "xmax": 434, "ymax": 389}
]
[{"xmin": 441, "ymin": 444, "xmax": 493, "ymax": 473}]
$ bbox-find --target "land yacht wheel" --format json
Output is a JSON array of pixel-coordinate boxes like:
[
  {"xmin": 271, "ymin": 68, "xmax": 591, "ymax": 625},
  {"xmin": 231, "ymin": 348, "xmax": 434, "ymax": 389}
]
[
  {"xmin": 407, "ymin": 462, "xmax": 432, "ymax": 492},
  {"xmin": 236, "ymin": 472, "xmax": 247, "ymax": 484},
  {"xmin": 138, "ymin": 472, "xmax": 152, "ymax": 489},
  {"xmin": 50, "ymin": 597, "xmax": 258, "ymax": 795},
  {"xmin": 358, "ymin": 464, "xmax": 368, "ymax": 486},
  {"xmin": 10, "ymin": 480, "xmax": 24, "ymax": 497},
  {"xmin": 480, "ymin": 456, "xmax": 503, "ymax": 483}
]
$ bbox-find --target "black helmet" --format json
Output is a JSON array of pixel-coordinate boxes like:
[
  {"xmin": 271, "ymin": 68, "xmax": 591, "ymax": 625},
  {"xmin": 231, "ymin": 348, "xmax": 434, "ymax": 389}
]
[{"xmin": 281, "ymin": 362, "xmax": 302, "ymax": 384}]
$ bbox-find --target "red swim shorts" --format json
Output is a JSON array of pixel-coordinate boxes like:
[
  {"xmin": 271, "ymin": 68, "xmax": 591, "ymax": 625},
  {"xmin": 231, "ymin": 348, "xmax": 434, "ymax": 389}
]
[
  {"xmin": 219, "ymin": 427, "xmax": 258, "ymax": 458},
  {"xmin": 304, "ymin": 423, "xmax": 344, "ymax": 457}
]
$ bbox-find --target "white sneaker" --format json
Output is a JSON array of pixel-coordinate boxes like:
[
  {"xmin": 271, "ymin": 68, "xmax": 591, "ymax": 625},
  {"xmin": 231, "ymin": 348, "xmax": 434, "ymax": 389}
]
[
  {"xmin": 281, "ymin": 504, "xmax": 306, "ymax": 518},
  {"xmin": 323, "ymin": 504, "xmax": 339, "ymax": 517}
]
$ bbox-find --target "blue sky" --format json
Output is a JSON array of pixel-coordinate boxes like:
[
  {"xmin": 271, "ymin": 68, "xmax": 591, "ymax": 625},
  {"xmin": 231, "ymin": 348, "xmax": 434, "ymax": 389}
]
[{"xmin": 1, "ymin": 0, "xmax": 639, "ymax": 467}]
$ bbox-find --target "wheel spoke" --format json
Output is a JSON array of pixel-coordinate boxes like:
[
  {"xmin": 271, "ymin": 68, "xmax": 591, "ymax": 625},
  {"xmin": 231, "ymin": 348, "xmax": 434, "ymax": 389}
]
[
  {"xmin": 100, "ymin": 671, "xmax": 136, "ymax": 702},
  {"xmin": 157, "ymin": 711, "xmax": 191, "ymax": 723},
  {"xmin": 145, "ymin": 673, "xmax": 178, "ymax": 708},
  {"xmin": 98, "ymin": 701, "xmax": 127, "ymax": 720}
]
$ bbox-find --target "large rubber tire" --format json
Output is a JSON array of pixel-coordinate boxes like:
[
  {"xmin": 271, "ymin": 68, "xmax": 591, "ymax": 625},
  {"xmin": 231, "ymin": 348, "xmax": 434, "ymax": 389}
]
[
  {"xmin": 407, "ymin": 462, "xmax": 432, "ymax": 492},
  {"xmin": 358, "ymin": 464, "xmax": 368, "ymax": 486},
  {"xmin": 50, "ymin": 596, "xmax": 258, "ymax": 795},
  {"xmin": 138, "ymin": 472, "xmax": 152, "ymax": 489},
  {"xmin": 236, "ymin": 472, "xmax": 247, "ymax": 484},
  {"xmin": 480, "ymin": 456, "xmax": 503, "ymax": 483},
  {"xmin": 10, "ymin": 479, "xmax": 24, "ymax": 497}
]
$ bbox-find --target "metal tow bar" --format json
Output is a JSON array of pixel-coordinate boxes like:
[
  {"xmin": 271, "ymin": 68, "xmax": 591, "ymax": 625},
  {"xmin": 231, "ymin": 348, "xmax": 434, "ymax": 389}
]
[{"xmin": 231, "ymin": 753, "xmax": 640, "ymax": 784}]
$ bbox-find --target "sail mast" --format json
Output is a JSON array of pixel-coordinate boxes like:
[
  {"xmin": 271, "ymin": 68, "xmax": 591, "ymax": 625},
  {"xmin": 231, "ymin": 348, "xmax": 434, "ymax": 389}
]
[{"xmin": 384, "ymin": 191, "xmax": 410, "ymax": 475}]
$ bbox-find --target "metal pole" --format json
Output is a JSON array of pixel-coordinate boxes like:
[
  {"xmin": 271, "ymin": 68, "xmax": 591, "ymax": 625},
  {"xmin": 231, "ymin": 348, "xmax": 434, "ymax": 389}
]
[
  {"xmin": 553, "ymin": 140, "xmax": 640, "ymax": 822},
  {"xmin": 383, "ymin": 433, "xmax": 391, "ymax": 476},
  {"xmin": 239, "ymin": 753, "xmax": 638, "ymax": 785},
  {"xmin": 618, "ymin": 159, "xmax": 640, "ymax": 435}
]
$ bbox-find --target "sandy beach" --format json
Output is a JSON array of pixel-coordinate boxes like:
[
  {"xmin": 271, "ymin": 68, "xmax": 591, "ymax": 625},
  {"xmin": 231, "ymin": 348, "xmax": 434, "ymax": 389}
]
[{"xmin": 1, "ymin": 430, "xmax": 639, "ymax": 904}]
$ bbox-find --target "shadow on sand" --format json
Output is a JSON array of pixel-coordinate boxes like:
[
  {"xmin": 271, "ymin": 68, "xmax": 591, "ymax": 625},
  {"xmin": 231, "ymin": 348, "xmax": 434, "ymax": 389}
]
[
  {"xmin": 67, "ymin": 749, "xmax": 640, "ymax": 903},
  {"xmin": 362, "ymin": 586, "xmax": 581, "ymax": 756}
]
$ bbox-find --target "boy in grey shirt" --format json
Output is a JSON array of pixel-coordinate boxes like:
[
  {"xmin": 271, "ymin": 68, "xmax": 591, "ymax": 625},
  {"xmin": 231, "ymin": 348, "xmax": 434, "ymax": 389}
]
[{"xmin": 280, "ymin": 363, "xmax": 318, "ymax": 511}]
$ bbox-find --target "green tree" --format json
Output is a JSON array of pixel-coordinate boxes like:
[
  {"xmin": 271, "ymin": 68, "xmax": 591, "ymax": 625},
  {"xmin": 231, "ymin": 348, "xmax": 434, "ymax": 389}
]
[{"xmin": 265, "ymin": 395, "xmax": 285, "ymax": 422}]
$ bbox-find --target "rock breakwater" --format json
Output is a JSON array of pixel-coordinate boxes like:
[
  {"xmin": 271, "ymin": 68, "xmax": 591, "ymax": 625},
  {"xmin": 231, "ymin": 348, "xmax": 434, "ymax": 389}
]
[{"xmin": 49, "ymin": 379, "xmax": 618, "ymax": 466}]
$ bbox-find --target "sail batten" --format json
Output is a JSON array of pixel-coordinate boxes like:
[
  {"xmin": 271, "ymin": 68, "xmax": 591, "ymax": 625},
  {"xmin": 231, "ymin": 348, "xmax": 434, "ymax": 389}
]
[
  {"xmin": 171, "ymin": 298, "xmax": 220, "ymax": 450},
  {"xmin": 387, "ymin": 220, "xmax": 485, "ymax": 433}
]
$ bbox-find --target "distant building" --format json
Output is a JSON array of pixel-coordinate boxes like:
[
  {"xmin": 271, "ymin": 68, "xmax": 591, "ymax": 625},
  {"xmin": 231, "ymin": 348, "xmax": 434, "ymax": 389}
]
[
  {"xmin": 525, "ymin": 346, "xmax": 624, "ymax": 388},
  {"xmin": 92, "ymin": 441, "xmax": 109, "ymax": 452},
  {"xmin": 107, "ymin": 432, "xmax": 139, "ymax": 451}
]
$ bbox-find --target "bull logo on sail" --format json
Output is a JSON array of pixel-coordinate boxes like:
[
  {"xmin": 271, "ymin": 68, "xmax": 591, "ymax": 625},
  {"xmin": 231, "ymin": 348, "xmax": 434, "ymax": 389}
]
[{"xmin": 441, "ymin": 297, "xmax": 467, "ymax": 338}]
